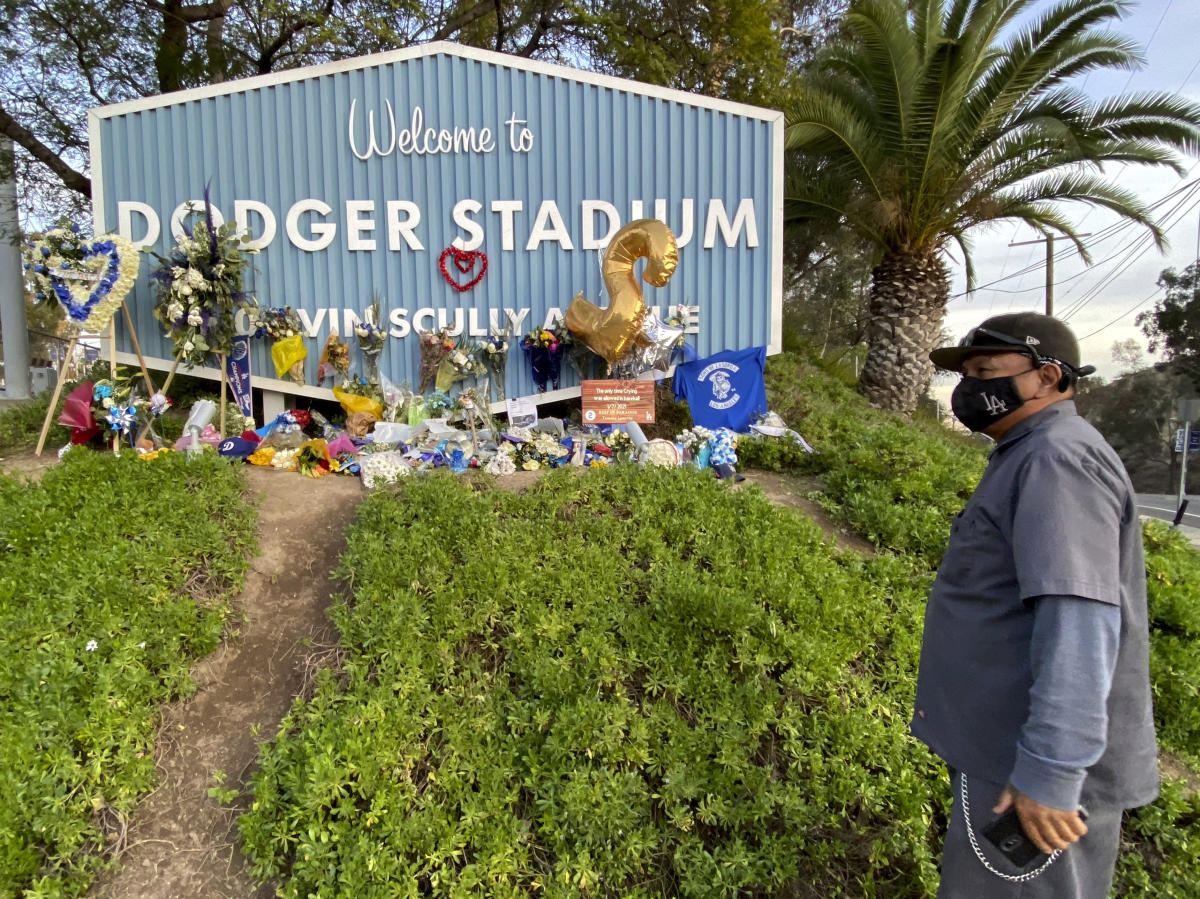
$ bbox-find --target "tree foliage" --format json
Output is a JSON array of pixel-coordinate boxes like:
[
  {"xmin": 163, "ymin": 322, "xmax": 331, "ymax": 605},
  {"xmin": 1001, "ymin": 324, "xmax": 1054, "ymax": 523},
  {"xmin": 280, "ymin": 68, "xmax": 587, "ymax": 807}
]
[
  {"xmin": 1140, "ymin": 262, "xmax": 1200, "ymax": 391},
  {"xmin": 1, "ymin": 0, "xmax": 839, "ymax": 220},
  {"xmin": 782, "ymin": 0, "xmax": 1200, "ymax": 414}
]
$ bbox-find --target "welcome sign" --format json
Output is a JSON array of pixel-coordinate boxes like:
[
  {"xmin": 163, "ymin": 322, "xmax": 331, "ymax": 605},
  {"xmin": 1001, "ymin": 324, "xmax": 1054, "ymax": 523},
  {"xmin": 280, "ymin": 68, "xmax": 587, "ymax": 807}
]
[{"xmin": 90, "ymin": 42, "xmax": 783, "ymax": 401}]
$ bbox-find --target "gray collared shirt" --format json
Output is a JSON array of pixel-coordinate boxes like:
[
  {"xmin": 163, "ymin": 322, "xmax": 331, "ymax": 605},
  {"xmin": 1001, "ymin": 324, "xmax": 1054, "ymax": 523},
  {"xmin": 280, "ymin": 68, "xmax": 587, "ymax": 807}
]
[{"xmin": 911, "ymin": 400, "xmax": 1159, "ymax": 809}]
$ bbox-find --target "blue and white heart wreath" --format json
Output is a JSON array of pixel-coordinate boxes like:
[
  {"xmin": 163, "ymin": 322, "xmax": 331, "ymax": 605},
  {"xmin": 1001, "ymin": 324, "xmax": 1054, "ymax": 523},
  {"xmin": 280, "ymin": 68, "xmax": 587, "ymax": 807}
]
[{"xmin": 23, "ymin": 226, "xmax": 140, "ymax": 333}]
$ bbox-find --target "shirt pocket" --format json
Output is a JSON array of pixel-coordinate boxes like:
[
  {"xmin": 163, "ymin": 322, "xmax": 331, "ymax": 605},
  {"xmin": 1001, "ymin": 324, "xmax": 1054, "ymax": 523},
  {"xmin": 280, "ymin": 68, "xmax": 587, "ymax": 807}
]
[{"xmin": 940, "ymin": 505, "xmax": 1004, "ymax": 588}]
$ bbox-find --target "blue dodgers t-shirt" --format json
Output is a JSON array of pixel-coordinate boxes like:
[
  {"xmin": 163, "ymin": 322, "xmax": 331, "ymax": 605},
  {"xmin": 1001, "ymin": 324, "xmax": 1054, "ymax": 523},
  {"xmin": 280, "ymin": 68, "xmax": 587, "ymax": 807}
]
[{"xmin": 673, "ymin": 346, "xmax": 768, "ymax": 432}]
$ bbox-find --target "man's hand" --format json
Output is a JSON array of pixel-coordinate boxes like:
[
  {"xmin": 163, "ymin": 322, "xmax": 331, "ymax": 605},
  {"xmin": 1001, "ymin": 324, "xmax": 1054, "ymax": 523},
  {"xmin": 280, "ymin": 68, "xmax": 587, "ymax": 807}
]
[{"xmin": 993, "ymin": 786, "xmax": 1088, "ymax": 854}]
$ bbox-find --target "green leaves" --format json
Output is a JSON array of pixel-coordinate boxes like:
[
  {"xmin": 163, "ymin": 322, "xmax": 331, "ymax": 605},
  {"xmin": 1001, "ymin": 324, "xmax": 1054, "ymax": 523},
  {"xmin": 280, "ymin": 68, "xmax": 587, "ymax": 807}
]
[
  {"xmin": 241, "ymin": 467, "xmax": 946, "ymax": 896},
  {"xmin": 785, "ymin": 0, "xmax": 1200, "ymax": 265},
  {"xmin": 0, "ymin": 451, "xmax": 255, "ymax": 896}
]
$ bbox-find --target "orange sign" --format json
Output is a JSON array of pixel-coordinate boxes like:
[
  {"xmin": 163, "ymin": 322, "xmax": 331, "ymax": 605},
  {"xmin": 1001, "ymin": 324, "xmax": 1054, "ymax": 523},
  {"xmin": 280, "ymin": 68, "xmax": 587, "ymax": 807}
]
[{"xmin": 581, "ymin": 380, "xmax": 656, "ymax": 424}]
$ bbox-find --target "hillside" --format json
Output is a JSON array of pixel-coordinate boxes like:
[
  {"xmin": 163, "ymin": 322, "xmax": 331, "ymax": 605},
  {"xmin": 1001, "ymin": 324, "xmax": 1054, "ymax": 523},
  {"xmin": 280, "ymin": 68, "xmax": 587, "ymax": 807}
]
[{"xmin": 2, "ymin": 353, "xmax": 1199, "ymax": 897}]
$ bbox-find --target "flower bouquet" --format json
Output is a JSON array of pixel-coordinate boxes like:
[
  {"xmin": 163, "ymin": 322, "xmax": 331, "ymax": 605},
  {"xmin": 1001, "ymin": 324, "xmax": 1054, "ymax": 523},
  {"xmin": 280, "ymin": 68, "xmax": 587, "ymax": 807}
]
[
  {"xmin": 151, "ymin": 199, "xmax": 258, "ymax": 369},
  {"xmin": 317, "ymin": 332, "xmax": 351, "ymax": 384},
  {"xmin": 58, "ymin": 368, "xmax": 151, "ymax": 451},
  {"xmin": 480, "ymin": 327, "xmax": 511, "ymax": 401},
  {"xmin": 521, "ymin": 326, "xmax": 567, "ymax": 392},
  {"xmin": 260, "ymin": 306, "xmax": 307, "ymax": 384},
  {"xmin": 354, "ymin": 297, "xmax": 388, "ymax": 384},
  {"xmin": 676, "ymin": 425, "xmax": 715, "ymax": 468},
  {"xmin": 417, "ymin": 328, "xmax": 455, "ymax": 394},
  {"xmin": 436, "ymin": 337, "xmax": 487, "ymax": 393}
]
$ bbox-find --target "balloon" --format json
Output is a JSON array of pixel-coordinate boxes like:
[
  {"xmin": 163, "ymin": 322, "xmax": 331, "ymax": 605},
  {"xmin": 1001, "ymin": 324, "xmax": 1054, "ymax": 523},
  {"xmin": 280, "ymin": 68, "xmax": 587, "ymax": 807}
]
[
  {"xmin": 565, "ymin": 219, "xmax": 678, "ymax": 368},
  {"xmin": 633, "ymin": 308, "xmax": 685, "ymax": 374}
]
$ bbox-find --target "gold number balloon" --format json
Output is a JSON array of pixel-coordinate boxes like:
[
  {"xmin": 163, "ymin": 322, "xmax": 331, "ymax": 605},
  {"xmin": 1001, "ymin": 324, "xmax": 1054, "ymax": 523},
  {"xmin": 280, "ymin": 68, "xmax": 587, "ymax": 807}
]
[{"xmin": 565, "ymin": 219, "xmax": 679, "ymax": 368}]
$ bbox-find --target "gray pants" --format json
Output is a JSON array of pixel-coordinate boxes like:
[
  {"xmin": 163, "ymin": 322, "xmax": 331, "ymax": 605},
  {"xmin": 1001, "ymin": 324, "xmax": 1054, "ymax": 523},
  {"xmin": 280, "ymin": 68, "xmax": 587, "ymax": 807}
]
[{"xmin": 937, "ymin": 771, "xmax": 1122, "ymax": 899}]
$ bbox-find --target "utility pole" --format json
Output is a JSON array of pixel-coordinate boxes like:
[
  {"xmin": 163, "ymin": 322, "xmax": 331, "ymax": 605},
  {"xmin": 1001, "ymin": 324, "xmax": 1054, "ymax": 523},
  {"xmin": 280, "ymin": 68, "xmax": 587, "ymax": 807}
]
[
  {"xmin": 1008, "ymin": 233, "xmax": 1090, "ymax": 317},
  {"xmin": 0, "ymin": 135, "xmax": 31, "ymax": 399}
]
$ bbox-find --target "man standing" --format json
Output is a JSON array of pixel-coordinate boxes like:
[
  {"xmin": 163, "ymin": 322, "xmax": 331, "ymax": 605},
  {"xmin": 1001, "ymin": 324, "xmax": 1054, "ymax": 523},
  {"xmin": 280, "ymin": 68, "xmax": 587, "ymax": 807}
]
[{"xmin": 914, "ymin": 312, "xmax": 1158, "ymax": 897}]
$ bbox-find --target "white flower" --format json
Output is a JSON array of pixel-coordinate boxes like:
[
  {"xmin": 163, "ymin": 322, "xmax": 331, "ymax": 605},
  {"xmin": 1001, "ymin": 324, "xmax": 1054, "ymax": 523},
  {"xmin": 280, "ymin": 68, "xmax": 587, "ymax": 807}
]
[
  {"xmin": 171, "ymin": 266, "xmax": 187, "ymax": 278},
  {"xmin": 138, "ymin": 642, "xmax": 146, "ymax": 649},
  {"xmin": 187, "ymin": 310, "xmax": 203, "ymax": 326},
  {"xmin": 484, "ymin": 453, "xmax": 516, "ymax": 475},
  {"xmin": 182, "ymin": 340, "xmax": 195, "ymax": 354},
  {"xmin": 166, "ymin": 302, "xmax": 184, "ymax": 321},
  {"xmin": 101, "ymin": 397, "xmax": 113, "ymax": 410},
  {"xmin": 85, "ymin": 640, "xmax": 98, "ymax": 652},
  {"xmin": 187, "ymin": 268, "xmax": 206, "ymax": 288},
  {"xmin": 178, "ymin": 284, "xmax": 193, "ymax": 296}
]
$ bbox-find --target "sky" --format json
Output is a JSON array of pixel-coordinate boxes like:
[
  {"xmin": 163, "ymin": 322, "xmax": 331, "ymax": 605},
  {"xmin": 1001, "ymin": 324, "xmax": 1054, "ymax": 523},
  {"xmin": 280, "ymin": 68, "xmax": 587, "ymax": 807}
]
[{"xmin": 940, "ymin": 0, "xmax": 1200, "ymax": 384}]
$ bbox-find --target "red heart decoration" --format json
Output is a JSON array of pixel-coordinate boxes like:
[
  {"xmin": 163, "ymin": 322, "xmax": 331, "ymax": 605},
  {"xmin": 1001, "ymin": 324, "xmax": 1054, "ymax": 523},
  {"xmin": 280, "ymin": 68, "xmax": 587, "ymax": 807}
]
[{"xmin": 439, "ymin": 247, "xmax": 488, "ymax": 292}]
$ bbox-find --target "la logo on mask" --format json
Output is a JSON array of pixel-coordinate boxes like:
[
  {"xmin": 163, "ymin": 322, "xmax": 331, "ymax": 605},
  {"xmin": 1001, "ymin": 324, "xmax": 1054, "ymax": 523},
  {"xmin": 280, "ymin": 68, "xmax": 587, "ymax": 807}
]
[{"xmin": 982, "ymin": 393, "xmax": 1008, "ymax": 415}]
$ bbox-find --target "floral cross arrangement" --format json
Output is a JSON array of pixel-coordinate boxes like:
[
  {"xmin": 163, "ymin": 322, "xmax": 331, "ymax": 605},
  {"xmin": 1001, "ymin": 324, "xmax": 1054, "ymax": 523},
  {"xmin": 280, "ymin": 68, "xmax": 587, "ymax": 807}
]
[
  {"xmin": 151, "ymin": 197, "xmax": 258, "ymax": 369},
  {"xmin": 22, "ymin": 223, "xmax": 140, "ymax": 334}
]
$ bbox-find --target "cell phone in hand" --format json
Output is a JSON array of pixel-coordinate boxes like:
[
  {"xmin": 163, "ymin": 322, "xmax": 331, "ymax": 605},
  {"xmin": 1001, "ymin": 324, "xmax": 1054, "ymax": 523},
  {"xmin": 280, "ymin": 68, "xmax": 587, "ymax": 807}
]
[{"xmin": 982, "ymin": 805, "xmax": 1088, "ymax": 868}]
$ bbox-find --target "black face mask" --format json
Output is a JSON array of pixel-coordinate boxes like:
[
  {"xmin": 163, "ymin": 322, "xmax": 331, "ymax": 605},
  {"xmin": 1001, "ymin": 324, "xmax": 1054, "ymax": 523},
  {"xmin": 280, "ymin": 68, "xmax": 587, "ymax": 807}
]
[{"xmin": 950, "ymin": 371, "xmax": 1034, "ymax": 432}]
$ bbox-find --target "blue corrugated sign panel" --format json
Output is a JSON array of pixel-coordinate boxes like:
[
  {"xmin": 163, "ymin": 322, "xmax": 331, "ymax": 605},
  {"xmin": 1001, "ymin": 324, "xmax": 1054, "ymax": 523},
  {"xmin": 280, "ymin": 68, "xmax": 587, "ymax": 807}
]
[{"xmin": 90, "ymin": 42, "xmax": 783, "ymax": 405}]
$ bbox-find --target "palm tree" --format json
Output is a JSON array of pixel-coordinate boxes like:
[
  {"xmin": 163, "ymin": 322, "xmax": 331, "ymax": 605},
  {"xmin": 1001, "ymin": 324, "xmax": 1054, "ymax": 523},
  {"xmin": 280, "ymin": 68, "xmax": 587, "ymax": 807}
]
[{"xmin": 784, "ymin": 0, "xmax": 1200, "ymax": 415}]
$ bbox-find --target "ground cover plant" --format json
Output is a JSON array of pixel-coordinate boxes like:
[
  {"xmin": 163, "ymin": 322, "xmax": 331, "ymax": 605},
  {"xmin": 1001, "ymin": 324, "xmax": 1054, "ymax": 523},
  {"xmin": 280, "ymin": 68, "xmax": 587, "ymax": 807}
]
[
  {"xmin": 0, "ymin": 450, "xmax": 255, "ymax": 895},
  {"xmin": 738, "ymin": 352, "xmax": 986, "ymax": 568},
  {"xmin": 739, "ymin": 352, "xmax": 1200, "ymax": 894},
  {"xmin": 242, "ymin": 467, "xmax": 950, "ymax": 896}
]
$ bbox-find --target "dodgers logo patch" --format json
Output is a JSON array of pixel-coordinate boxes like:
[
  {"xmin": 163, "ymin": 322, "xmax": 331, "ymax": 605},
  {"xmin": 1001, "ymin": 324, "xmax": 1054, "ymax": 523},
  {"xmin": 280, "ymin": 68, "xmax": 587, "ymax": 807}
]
[{"xmin": 697, "ymin": 360, "xmax": 742, "ymax": 411}]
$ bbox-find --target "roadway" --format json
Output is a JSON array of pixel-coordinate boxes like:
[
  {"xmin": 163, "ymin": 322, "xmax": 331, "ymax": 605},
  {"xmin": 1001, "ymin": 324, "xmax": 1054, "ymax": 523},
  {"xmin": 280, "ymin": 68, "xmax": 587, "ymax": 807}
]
[
  {"xmin": 1136, "ymin": 494, "xmax": 1200, "ymax": 528},
  {"xmin": 1136, "ymin": 494, "xmax": 1200, "ymax": 550}
]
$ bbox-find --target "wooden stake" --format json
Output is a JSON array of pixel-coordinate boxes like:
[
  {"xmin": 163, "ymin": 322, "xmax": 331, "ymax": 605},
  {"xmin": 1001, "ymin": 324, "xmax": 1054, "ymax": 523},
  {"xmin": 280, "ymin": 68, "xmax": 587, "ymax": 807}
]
[
  {"xmin": 219, "ymin": 353, "xmax": 227, "ymax": 437},
  {"xmin": 160, "ymin": 355, "xmax": 182, "ymax": 397},
  {"xmin": 108, "ymin": 319, "xmax": 119, "ymax": 454},
  {"xmin": 34, "ymin": 335, "xmax": 79, "ymax": 457},
  {"xmin": 120, "ymin": 301, "xmax": 156, "ymax": 397},
  {"xmin": 134, "ymin": 356, "xmax": 181, "ymax": 447}
]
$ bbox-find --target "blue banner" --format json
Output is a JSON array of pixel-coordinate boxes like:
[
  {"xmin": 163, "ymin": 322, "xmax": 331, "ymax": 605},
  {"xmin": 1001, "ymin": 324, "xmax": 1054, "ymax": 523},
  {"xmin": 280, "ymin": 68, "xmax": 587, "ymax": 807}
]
[{"xmin": 226, "ymin": 336, "xmax": 253, "ymax": 420}]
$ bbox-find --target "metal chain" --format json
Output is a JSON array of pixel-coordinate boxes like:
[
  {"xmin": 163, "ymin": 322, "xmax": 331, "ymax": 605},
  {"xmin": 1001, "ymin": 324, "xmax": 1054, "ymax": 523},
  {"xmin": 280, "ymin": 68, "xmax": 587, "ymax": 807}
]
[{"xmin": 961, "ymin": 773, "xmax": 1062, "ymax": 883}]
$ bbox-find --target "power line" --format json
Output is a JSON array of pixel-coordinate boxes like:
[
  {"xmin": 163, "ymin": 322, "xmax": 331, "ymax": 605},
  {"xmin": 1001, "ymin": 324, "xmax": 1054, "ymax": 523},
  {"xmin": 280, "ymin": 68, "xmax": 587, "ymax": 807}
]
[
  {"xmin": 953, "ymin": 178, "xmax": 1200, "ymax": 298},
  {"xmin": 1075, "ymin": 287, "xmax": 1163, "ymax": 341},
  {"xmin": 1058, "ymin": 184, "xmax": 1200, "ymax": 320}
]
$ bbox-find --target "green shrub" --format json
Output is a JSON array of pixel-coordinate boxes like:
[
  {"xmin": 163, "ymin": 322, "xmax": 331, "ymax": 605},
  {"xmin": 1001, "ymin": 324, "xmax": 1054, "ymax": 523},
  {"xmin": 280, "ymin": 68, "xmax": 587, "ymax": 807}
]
[
  {"xmin": 1114, "ymin": 777, "xmax": 1200, "ymax": 897},
  {"xmin": 1143, "ymin": 520, "xmax": 1200, "ymax": 763},
  {"xmin": 0, "ymin": 391, "xmax": 69, "ymax": 452},
  {"xmin": 0, "ymin": 450, "xmax": 256, "ymax": 896},
  {"xmin": 242, "ymin": 468, "xmax": 947, "ymax": 897},
  {"xmin": 738, "ymin": 353, "xmax": 986, "ymax": 568}
]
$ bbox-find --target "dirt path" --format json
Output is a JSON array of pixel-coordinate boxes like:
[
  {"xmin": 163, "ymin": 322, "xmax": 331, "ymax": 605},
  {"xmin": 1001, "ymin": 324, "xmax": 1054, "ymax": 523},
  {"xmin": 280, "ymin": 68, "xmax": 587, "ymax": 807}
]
[
  {"xmin": 738, "ymin": 470, "xmax": 877, "ymax": 555},
  {"xmin": 89, "ymin": 467, "xmax": 365, "ymax": 899}
]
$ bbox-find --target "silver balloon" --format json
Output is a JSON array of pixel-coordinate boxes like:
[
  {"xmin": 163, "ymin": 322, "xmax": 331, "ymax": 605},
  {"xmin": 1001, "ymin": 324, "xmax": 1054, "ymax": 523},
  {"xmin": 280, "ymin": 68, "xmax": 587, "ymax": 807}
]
[{"xmin": 632, "ymin": 308, "xmax": 685, "ymax": 374}]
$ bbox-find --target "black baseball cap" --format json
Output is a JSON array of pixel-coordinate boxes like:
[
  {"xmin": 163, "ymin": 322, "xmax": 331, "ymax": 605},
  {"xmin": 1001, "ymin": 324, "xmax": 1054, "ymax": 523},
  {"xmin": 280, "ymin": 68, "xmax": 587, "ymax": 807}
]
[{"xmin": 929, "ymin": 312, "xmax": 1097, "ymax": 376}]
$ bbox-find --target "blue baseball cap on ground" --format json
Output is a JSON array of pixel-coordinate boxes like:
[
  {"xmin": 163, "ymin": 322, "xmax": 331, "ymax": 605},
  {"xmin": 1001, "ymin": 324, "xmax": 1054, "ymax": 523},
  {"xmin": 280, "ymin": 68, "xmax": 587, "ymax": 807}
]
[{"xmin": 217, "ymin": 437, "xmax": 256, "ymax": 459}]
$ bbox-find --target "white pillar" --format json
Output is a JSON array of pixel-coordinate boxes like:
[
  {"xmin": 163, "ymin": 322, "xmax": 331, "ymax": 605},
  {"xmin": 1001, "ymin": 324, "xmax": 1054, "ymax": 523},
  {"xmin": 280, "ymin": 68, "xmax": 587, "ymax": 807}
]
[{"xmin": 0, "ymin": 137, "xmax": 31, "ymax": 399}]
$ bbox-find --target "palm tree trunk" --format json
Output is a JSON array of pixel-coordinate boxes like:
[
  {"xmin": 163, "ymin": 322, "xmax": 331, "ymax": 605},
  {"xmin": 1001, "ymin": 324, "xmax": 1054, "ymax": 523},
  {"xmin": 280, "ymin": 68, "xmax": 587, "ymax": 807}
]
[{"xmin": 857, "ymin": 249, "xmax": 950, "ymax": 416}]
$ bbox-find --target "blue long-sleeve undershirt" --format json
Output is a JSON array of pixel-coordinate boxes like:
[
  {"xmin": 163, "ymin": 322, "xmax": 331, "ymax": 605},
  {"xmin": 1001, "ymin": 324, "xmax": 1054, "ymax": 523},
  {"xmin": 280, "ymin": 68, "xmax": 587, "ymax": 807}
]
[{"xmin": 1008, "ymin": 594, "xmax": 1121, "ymax": 810}]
